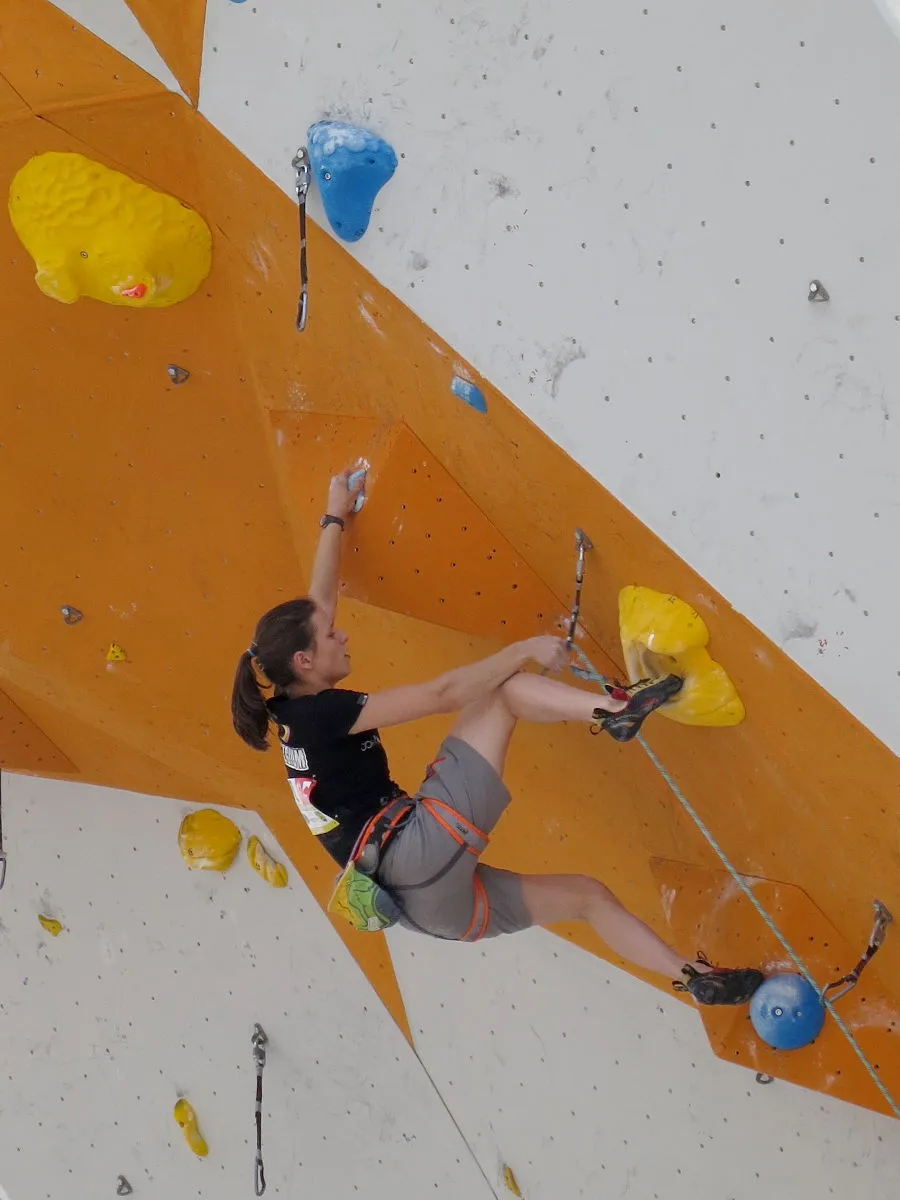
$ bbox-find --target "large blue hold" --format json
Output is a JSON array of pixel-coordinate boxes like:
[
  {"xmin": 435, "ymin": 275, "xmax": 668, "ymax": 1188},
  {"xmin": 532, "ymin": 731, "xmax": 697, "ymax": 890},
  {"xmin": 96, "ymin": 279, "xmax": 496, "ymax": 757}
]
[
  {"xmin": 749, "ymin": 973, "xmax": 826, "ymax": 1051},
  {"xmin": 307, "ymin": 121, "xmax": 398, "ymax": 243}
]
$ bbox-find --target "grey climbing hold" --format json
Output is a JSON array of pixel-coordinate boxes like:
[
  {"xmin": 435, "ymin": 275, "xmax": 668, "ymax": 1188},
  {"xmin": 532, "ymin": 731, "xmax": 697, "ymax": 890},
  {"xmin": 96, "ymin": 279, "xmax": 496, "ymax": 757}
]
[
  {"xmin": 167, "ymin": 364, "xmax": 190, "ymax": 385},
  {"xmin": 808, "ymin": 279, "xmax": 829, "ymax": 302},
  {"xmin": 347, "ymin": 467, "xmax": 367, "ymax": 513},
  {"xmin": 116, "ymin": 1177, "xmax": 133, "ymax": 1196},
  {"xmin": 755, "ymin": 1072, "xmax": 775, "ymax": 1085},
  {"xmin": 60, "ymin": 605, "xmax": 83, "ymax": 625}
]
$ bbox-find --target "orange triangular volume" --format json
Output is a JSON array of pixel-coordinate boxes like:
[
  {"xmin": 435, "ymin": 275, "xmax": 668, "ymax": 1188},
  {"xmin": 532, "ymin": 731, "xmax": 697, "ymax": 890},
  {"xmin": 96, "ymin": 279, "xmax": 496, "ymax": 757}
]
[
  {"xmin": 0, "ymin": 73, "xmax": 31, "ymax": 126},
  {"xmin": 0, "ymin": 689, "xmax": 76, "ymax": 775},
  {"xmin": 0, "ymin": 0, "xmax": 166, "ymax": 115},
  {"xmin": 124, "ymin": 0, "xmax": 207, "ymax": 106}
]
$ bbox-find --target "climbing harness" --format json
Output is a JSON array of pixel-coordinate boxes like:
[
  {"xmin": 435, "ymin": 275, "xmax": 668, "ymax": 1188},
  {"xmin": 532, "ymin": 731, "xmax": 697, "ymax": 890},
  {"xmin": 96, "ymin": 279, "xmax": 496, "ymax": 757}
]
[
  {"xmin": 327, "ymin": 796, "xmax": 411, "ymax": 932},
  {"xmin": 0, "ymin": 770, "xmax": 7, "ymax": 890},
  {"xmin": 563, "ymin": 541, "xmax": 900, "ymax": 1118},
  {"xmin": 823, "ymin": 900, "xmax": 893, "ymax": 1004},
  {"xmin": 326, "ymin": 791, "xmax": 493, "ymax": 942},
  {"xmin": 291, "ymin": 148, "xmax": 310, "ymax": 332},
  {"xmin": 251, "ymin": 1023, "xmax": 268, "ymax": 1196}
]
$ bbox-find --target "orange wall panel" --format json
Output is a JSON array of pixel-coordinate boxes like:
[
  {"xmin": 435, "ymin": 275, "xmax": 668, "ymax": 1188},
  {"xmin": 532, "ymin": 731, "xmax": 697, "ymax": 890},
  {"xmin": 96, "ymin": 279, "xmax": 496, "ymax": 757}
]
[
  {"xmin": 124, "ymin": 0, "xmax": 207, "ymax": 104},
  {"xmin": 1, "ymin": 7, "xmax": 898, "ymax": 1108}
]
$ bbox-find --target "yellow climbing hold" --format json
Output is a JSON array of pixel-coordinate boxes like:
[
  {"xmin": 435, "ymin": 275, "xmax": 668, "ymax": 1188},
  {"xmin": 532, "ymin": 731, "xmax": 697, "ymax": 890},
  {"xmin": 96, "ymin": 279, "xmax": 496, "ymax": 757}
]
[
  {"xmin": 502, "ymin": 1165, "xmax": 523, "ymax": 1196},
  {"xmin": 8, "ymin": 151, "xmax": 212, "ymax": 308},
  {"xmin": 247, "ymin": 835, "xmax": 289, "ymax": 888},
  {"xmin": 38, "ymin": 914, "xmax": 63, "ymax": 937},
  {"xmin": 618, "ymin": 586, "xmax": 745, "ymax": 727},
  {"xmin": 178, "ymin": 808, "xmax": 242, "ymax": 871},
  {"xmin": 173, "ymin": 1098, "xmax": 208, "ymax": 1157},
  {"xmin": 106, "ymin": 643, "xmax": 128, "ymax": 663}
]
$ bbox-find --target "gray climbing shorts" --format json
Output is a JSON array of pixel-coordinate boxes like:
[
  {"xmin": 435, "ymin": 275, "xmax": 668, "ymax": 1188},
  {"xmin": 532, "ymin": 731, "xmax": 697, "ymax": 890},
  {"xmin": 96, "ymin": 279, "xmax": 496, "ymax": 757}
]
[{"xmin": 378, "ymin": 736, "xmax": 534, "ymax": 941}]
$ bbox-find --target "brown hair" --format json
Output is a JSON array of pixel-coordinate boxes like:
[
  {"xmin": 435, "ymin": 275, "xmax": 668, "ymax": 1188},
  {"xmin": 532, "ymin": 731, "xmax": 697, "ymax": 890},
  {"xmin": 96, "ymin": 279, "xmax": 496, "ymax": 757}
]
[{"xmin": 230, "ymin": 598, "xmax": 317, "ymax": 751}]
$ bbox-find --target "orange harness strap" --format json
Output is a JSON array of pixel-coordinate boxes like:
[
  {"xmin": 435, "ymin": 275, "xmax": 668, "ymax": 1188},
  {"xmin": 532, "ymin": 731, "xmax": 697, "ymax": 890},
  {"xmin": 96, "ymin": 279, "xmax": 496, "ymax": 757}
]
[{"xmin": 351, "ymin": 795, "xmax": 492, "ymax": 943}]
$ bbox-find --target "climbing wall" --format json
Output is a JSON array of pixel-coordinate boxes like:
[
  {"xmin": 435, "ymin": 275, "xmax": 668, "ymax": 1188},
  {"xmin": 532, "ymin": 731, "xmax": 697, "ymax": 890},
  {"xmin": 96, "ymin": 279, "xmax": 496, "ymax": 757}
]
[
  {"xmin": 201, "ymin": 0, "xmax": 900, "ymax": 756},
  {"xmin": 0, "ymin": 771, "xmax": 498, "ymax": 1199},
  {"xmin": 1, "ymin": 0, "xmax": 899, "ymax": 1195}
]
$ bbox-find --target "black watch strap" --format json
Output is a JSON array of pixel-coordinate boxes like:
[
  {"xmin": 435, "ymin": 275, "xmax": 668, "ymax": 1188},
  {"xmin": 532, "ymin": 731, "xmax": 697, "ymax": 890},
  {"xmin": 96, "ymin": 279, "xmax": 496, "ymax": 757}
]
[{"xmin": 319, "ymin": 513, "xmax": 345, "ymax": 531}]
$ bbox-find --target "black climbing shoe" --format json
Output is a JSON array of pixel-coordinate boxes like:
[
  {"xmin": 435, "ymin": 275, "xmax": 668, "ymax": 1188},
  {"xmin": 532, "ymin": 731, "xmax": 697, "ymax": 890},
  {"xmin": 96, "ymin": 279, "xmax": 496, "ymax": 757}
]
[
  {"xmin": 673, "ymin": 952, "xmax": 765, "ymax": 1006},
  {"xmin": 591, "ymin": 674, "xmax": 684, "ymax": 743}
]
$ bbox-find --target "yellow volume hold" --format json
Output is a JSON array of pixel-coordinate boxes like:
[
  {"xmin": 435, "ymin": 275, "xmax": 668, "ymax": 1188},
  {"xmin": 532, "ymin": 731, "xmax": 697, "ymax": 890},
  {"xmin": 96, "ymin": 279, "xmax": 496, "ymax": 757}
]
[
  {"xmin": 8, "ymin": 151, "xmax": 212, "ymax": 308},
  {"xmin": 247, "ymin": 835, "xmax": 289, "ymax": 888},
  {"xmin": 618, "ymin": 585, "xmax": 745, "ymax": 727},
  {"xmin": 178, "ymin": 808, "xmax": 242, "ymax": 871},
  {"xmin": 173, "ymin": 1098, "xmax": 208, "ymax": 1157}
]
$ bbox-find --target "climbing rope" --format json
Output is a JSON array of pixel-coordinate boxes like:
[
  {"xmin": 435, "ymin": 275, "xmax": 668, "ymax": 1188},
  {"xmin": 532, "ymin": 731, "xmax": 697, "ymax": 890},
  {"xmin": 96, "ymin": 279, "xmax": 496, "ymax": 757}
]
[
  {"xmin": 570, "ymin": 642, "xmax": 900, "ymax": 1119},
  {"xmin": 251, "ymin": 1023, "xmax": 268, "ymax": 1195}
]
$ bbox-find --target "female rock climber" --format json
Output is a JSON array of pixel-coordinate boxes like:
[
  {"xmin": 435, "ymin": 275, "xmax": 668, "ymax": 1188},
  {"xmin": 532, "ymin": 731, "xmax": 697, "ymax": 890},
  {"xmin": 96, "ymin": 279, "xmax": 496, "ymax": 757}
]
[{"xmin": 231, "ymin": 471, "xmax": 764, "ymax": 1007}]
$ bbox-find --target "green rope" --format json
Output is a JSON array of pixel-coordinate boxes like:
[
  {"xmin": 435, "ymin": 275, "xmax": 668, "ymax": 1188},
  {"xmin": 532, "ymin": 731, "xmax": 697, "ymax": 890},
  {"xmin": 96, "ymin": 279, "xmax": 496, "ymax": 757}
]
[{"xmin": 571, "ymin": 645, "xmax": 900, "ymax": 1120}]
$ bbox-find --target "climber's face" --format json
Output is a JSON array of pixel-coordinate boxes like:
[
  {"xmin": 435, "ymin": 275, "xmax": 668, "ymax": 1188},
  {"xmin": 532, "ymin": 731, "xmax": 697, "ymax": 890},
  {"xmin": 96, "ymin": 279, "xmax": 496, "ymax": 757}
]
[{"xmin": 293, "ymin": 606, "xmax": 352, "ymax": 686}]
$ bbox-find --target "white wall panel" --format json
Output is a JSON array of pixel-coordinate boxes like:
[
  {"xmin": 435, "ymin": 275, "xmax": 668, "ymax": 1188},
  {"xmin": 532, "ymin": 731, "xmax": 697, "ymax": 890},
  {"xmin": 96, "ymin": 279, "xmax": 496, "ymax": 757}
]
[{"xmin": 201, "ymin": 0, "xmax": 900, "ymax": 751}]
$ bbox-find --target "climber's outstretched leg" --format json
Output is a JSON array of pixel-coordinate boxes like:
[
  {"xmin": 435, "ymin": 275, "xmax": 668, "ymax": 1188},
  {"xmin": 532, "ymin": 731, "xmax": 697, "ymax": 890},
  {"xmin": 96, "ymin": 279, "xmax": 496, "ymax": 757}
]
[
  {"xmin": 514, "ymin": 871, "xmax": 764, "ymax": 1005},
  {"xmin": 447, "ymin": 668, "xmax": 682, "ymax": 777}
]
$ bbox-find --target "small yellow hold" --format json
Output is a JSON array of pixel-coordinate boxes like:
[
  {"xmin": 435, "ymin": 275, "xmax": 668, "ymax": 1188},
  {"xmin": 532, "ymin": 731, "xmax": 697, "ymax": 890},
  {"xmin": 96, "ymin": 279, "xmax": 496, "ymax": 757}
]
[
  {"xmin": 38, "ymin": 914, "xmax": 63, "ymax": 937},
  {"xmin": 618, "ymin": 586, "xmax": 745, "ymax": 727},
  {"xmin": 502, "ymin": 1165, "xmax": 523, "ymax": 1196},
  {"xmin": 106, "ymin": 642, "xmax": 128, "ymax": 663},
  {"xmin": 173, "ymin": 1098, "xmax": 208, "ymax": 1157},
  {"xmin": 246, "ymin": 835, "xmax": 289, "ymax": 888},
  {"xmin": 8, "ymin": 151, "xmax": 212, "ymax": 308},
  {"xmin": 178, "ymin": 808, "xmax": 242, "ymax": 871}
]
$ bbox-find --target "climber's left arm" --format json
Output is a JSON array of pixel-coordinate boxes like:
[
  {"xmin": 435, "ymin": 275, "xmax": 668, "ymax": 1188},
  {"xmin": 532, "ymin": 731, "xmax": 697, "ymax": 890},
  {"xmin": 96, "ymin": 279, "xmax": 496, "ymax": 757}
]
[{"xmin": 307, "ymin": 470, "xmax": 362, "ymax": 619}]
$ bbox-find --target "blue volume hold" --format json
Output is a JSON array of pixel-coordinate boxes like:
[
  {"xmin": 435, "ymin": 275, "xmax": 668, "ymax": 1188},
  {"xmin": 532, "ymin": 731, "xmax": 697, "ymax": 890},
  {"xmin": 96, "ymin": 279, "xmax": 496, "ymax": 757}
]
[
  {"xmin": 450, "ymin": 376, "xmax": 487, "ymax": 414},
  {"xmin": 749, "ymin": 973, "xmax": 826, "ymax": 1051},
  {"xmin": 307, "ymin": 121, "xmax": 398, "ymax": 243}
]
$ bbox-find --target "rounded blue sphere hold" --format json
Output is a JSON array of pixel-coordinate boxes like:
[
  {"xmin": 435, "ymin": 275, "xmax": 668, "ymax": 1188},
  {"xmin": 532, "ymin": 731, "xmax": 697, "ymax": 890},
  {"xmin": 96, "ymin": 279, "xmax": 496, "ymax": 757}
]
[{"xmin": 749, "ymin": 972, "xmax": 826, "ymax": 1050}]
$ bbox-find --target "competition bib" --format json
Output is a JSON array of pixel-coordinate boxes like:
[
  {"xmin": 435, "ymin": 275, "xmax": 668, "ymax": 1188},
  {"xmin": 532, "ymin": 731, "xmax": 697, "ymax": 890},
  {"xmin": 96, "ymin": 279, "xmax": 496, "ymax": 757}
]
[{"xmin": 288, "ymin": 777, "xmax": 338, "ymax": 835}]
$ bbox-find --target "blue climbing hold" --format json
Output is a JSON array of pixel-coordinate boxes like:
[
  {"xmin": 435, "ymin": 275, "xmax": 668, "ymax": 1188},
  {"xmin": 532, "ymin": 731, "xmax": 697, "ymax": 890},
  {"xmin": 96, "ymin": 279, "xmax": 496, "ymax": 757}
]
[
  {"xmin": 450, "ymin": 376, "xmax": 487, "ymax": 414},
  {"xmin": 306, "ymin": 122, "xmax": 398, "ymax": 243},
  {"xmin": 749, "ymin": 973, "xmax": 826, "ymax": 1051}
]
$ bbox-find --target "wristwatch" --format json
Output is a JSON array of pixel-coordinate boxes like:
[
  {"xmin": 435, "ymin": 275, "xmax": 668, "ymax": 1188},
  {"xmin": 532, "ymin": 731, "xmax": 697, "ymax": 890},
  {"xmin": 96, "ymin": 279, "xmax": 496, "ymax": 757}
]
[{"xmin": 319, "ymin": 513, "xmax": 345, "ymax": 531}]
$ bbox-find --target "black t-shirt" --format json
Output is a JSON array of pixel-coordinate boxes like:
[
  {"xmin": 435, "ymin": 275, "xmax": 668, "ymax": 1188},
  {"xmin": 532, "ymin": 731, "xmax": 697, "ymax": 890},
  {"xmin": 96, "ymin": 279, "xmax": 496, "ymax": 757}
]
[{"xmin": 266, "ymin": 688, "xmax": 404, "ymax": 866}]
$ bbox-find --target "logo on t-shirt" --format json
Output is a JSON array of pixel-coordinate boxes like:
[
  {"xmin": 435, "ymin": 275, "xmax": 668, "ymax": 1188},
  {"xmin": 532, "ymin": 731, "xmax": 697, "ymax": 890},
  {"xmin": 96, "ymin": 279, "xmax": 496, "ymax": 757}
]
[
  {"xmin": 288, "ymin": 777, "xmax": 339, "ymax": 835},
  {"xmin": 281, "ymin": 743, "xmax": 310, "ymax": 772}
]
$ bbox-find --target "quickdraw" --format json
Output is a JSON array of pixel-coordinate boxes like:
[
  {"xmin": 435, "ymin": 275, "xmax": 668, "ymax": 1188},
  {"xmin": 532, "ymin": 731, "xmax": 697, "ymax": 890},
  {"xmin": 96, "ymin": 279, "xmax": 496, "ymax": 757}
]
[
  {"xmin": 565, "ymin": 528, "xmax": 593, "ymax": 650},
  {"xmin": 251, "ymin": 1023, "xmax": 268, "ymax": 1196},
  {"xmin": 823, "ymin": 900, "xmax": 893, "ymax": 1004},
  {"xmin": 292, "ymin": 148, "xmax": 310, "ymax": 332}
]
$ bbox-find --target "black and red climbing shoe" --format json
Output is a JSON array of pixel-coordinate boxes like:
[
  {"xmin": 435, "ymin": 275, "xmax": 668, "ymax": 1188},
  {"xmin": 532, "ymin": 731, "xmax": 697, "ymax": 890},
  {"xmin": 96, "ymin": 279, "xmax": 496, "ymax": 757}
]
[
  {"xmin": 590, "ymin": 674, "xmax": 684, "ymax": 743},
  {"xmin": 673, "ymin": 952, "xmax": 765, "ymax": 1006}
]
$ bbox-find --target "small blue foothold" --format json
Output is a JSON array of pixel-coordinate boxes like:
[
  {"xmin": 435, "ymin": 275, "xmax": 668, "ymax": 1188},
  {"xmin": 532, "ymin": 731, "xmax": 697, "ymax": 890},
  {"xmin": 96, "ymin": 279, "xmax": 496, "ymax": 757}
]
[
  {"xmin": 450, "ymin": 376, "xmax": 487, "ymax": 414},
  {"xmin": 307, "ymin": 121, "xmax": 398, "ymax": 242}
]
